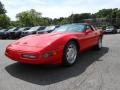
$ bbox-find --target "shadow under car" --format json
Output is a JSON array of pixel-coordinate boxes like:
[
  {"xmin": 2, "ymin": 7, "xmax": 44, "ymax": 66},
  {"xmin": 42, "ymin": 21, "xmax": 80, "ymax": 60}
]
[{"xmin": 5, "ymin": 47, "xmax": 109, "ymax": 85}]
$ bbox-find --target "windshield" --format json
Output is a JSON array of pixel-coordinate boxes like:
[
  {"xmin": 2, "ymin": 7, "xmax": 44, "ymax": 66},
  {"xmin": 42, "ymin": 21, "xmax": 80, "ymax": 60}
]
[
  {"xmin": 18, "ymin": 27, "xmax": 30, "ymax": 31},
  {"xmin": 0, "ymin": 29, "xmax": 7, "ymax": 32},
  {"xmin": 37, "ymin": 26, "xmax": 46, "ymax": 31},
  {"xmin": 44, "ymin": 26, "xmax": 55, "ymax": 31},
  {"xmin": 106, "ymin": 26, "xmax": 114, "ymax": 29},
  {"xmin": 27, "ymin": 26, "xmax": 40, "ymax": 31},
  {"xmin": 53, "ymin": 24, "xmax": 85, "ymax": 33},
  {"xmin": 8, "ymin": 27, "xmax": 18, "ymax": 31},
  {"xmin": 18, "ymin": 28, "xmax": 25, "ymax": 31}
]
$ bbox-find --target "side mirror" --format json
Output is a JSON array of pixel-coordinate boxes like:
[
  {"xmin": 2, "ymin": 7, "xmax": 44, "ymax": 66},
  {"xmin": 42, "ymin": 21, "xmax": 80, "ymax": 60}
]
[{"xmin": 85, "ymin": 29, "xmax": 92, "ymax": 34}]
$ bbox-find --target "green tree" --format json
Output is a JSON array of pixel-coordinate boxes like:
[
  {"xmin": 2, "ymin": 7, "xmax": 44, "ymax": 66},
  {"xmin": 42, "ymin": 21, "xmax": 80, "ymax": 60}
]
[
  {"xmin": 0, "ymin": 1, "xmax": 6, "ymax": 14},
  {"xmin": 95, "ymin": 9, "xmax": 113, "ymax": 18},
  {"xmin": 16, "ymin": 9, "xmax": 42, "ymax": 27},
  {"xmin": 38, "ymin": 17, "xmax": 52, "ymax": 26},
  {"xmin": 10, "ymin": 21, "xmax": 20, "ymax": 27},
  {"xmin": 115, "ymin": 9, "xmax": 120, "ymax": 28},
  {"xmin": 0, "ymin": 14, "xmax": 10, "ymax": 28},
  {"xmin": 59, "ymin": 18, "xmax": 69, "ymax": 25},
  {"xmin": 0, "ymin": 1, "xmax": 10, "ymax": 28},
  {"xmin": 68, "ymin": 13, "xmax": 91, "ymax": 23},
  {"xmin": 94, "ymin": 8, "xmax": 120, "ymax": 27}
]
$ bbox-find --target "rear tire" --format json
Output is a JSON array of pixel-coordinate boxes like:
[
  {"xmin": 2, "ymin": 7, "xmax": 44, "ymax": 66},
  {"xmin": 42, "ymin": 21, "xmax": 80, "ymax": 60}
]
[
  {"xmin": 94, "ymin": 37, "xmax": 102, "ymax": 50},
  {"xmin": 62, "ymin": 41, "xmax": 78, "ymax": 66}
]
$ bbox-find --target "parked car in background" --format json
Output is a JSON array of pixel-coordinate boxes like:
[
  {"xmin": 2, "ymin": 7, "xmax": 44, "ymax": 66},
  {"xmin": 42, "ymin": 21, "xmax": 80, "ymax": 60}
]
[
  {"xmin": 117, "ymin": 29, "xmax": 120, "ymax": 33},
  {"xmin": 0, "ymin": 29, "xmax": 8, "ymax": 39},
  {"xmin": 21, "ymin": 26, "xmax": 45, "ymax": 37},
  {"xmin": 5, "ymin": 27, "xmax": 19, "ymax": 39},
  {"xmin": 37, "ymin": 25, "xmax": 60, "ymax": 34},
  {"xmin": 5, "ymin": 23, "xmax": 104, "ymax": 66},
  {"xmin": 104, "ymin": 26, "xmax": 117, "ymax": 34},
  {"xmin": 8, "ymin": 27, "xmax": 30, "ymax": 39}
]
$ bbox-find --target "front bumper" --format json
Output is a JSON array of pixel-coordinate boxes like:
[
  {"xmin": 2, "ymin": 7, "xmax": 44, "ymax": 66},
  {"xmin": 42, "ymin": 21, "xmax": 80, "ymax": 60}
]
[
  {"xmin": 0, "ymin": 34, "xmax": 4, "ymax": 39},
  {"xmin": 9, "ymin": 32, "xmax": 21, "ymax": 39},
  {"xmin": 0, "ymin": 32, "xmax": 6, "ymax": 39},
  {"xmin": 5, "ymin": 47, "xmax": 62, "ymax": 64},
  {"xmin": 104, "ymin": 30, "xmax": 113, "ymax": 33}
]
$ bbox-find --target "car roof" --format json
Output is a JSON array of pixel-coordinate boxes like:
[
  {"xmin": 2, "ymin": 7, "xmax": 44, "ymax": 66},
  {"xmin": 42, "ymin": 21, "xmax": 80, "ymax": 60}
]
[
  {"xmin": 8, "ymin": 27, "xmax": 19, "ymax": 31},
  {"xmin": 0, "ymin": 29, "xmax": 7, "ymax": 32},
  {"xmin": 24, "ymin": 26, "xmax": 45, "ymax": 32},
  {"xmin": 0, "ymin": 29, "xmax": 7, "ymax": 30},
  {"xmin": 63, "ymin": 23, "xmax": 90, "ymax": 26}
]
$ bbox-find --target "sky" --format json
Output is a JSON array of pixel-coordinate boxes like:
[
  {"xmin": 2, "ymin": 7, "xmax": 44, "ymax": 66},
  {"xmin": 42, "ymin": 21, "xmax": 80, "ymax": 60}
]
[{"xmin": 1, "ymin": 0, "xmax": 120, "ymax": 20}]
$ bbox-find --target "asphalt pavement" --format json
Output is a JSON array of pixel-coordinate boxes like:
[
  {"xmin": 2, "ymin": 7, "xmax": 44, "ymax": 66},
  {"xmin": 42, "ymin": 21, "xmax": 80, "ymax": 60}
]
[{"xmin": 0, "ymin": 34, "xmax": 120, "ymax": 90}]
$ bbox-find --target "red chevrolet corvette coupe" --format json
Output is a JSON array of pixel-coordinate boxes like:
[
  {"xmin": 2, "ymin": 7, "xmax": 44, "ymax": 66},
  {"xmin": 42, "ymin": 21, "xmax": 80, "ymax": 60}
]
[{"xmin": 5, "ymin": 23, "xmax": 103, "ymax": 66}]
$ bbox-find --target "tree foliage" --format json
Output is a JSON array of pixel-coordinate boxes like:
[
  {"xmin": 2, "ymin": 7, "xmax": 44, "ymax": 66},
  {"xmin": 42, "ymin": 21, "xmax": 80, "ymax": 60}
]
[
  {"xmin": 16, "ymin": 9, "xmax": 43, "ymax": 27},
  {"xmin": 0, "ymin": 1, "xmax": 120, "ymax": 29},
  {"xmin": 0, "ymin": 1, "xmax": 10, "ymax": 28},
  {"xmin": 0, "ymin": 14, "xmax": 10, "ymax": 28},
  {"xmin": 68, "ymin": 13, "xmax": 91, "ymax": 23},
  {"xmin": 95, "ymin": 8, "xmax": 120, "ymax": 27},
  {"xmin": 0, "ymin": 1, "xmax": 6, "ymax": 14},
  {"xmin": 8, "ymin": 8, "xmax": 120, "ymax": 28}
]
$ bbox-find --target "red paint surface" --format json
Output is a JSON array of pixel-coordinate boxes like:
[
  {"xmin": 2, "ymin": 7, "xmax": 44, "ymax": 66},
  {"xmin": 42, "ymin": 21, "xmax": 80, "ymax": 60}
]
[{"xmin": 5, "ymin": 30, "xmax": 103, "ymax": 64}]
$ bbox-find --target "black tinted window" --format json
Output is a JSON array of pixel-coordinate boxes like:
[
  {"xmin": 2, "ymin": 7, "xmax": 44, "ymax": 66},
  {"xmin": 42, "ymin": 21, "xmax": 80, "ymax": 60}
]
[{"xmin": 38, "ymin": 27, "xmax": 46, "ymax": 31}]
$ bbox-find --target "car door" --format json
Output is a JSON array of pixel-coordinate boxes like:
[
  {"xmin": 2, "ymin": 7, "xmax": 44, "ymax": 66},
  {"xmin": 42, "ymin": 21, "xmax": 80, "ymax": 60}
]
[
  {"xmin": 81, "ymin": 25, "xmax": 98, "ymax": 49},
  {"xmin": 67, "ymin": 24, "xmax": 94, "ymax": 51},
  {"xmin": 90, "ymin": 25, "xmax": 100, "ymax": 45},
  {"xmin": 68, "ymin": 24, "xmax": 89, "ymax": 51}
]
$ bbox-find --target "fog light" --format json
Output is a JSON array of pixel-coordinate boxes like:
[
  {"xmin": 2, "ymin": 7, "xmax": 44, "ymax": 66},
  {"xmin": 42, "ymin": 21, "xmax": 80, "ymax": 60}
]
[
  {"xmin": 22, "ymin": 54, "xmax": 36, "ymax": 59},
  {"xmin": 41, "ymin": 51, "xmax": 57, "ymax": 58}
]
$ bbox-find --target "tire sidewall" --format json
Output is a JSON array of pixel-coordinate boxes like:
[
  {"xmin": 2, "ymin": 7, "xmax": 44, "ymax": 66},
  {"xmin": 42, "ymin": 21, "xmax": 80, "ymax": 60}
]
[
  {"xmin": 62, "ymin": 41, "xmax": 78, "ymax": 66},
  {"xmin": 98, "ymin": 37, "xmax": 102, "ymax": 49}
]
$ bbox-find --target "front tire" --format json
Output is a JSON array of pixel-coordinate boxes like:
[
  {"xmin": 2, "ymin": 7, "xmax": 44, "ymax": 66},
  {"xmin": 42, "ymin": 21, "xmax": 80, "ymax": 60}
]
[{"xmin": 62, "ymin": 41, "xmax": 78, "ymax": 66}]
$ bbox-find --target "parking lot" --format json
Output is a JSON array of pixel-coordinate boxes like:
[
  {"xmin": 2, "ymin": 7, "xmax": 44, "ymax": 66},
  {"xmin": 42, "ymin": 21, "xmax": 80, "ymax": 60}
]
[{"xmin": 0, "ymin": 34, "xmax": 120, "ymax": 90}]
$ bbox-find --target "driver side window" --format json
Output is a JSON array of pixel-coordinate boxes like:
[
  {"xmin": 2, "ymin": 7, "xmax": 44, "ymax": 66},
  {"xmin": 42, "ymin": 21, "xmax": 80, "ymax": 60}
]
[{"xmin": 86, "ymin": 25, "xmax": 94, "ymax": 31}]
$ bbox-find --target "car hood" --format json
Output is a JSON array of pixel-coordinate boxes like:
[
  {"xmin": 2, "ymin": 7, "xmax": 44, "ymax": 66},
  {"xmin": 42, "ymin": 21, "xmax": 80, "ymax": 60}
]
[
  {"xmin": 106, "ymin": 29, "xmax": 113, "ymax": 31},
  {"xmin": 0, "ymin": 30, "xmax": 5, "ymax": 33},
  {"xmin": 0, "ymin": 31, "xmax": 4, "ymax": 33},
  {"xmin": 22, "ymin": 31, "xmax": 33, "ymax": 33},
  {"xmin": 24, "ymin": 29, "xmax": 38, "ymax": 32},
  {"xmin": 12, "ymin": 32, "xmax": 73, "ymax": 47},
  {"xmin": 6, "ymin": 30, "xmax": 15, "ymax": 33}
]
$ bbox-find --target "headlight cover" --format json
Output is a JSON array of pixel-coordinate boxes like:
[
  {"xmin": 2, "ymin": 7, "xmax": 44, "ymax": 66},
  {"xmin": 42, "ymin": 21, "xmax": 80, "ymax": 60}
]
[
  {"xmin": 41, "ymin": 51, "xmax": 57, "ymax": 58},
  {"xmin": 21, "ymin": 54, "xmax": 36, "ymax": 59}
]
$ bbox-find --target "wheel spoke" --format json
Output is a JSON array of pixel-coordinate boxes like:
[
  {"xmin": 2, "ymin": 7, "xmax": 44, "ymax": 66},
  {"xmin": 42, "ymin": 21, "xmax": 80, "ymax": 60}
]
[{"xmin": 66, "ymin": 44, "xmax": 77, "ymax": 64}]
